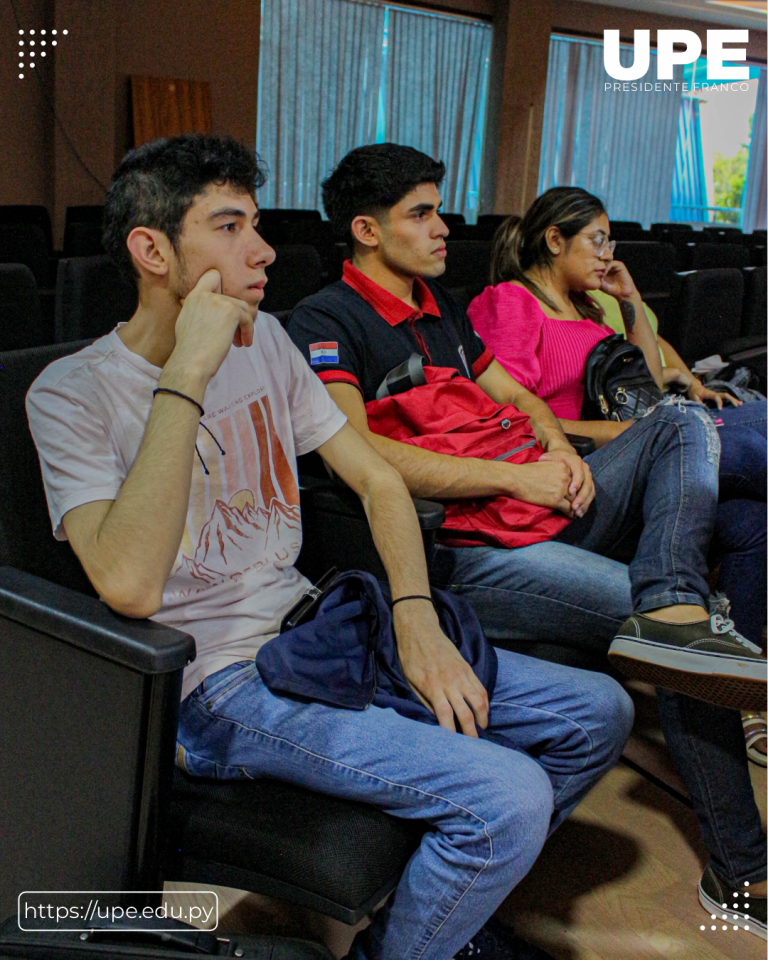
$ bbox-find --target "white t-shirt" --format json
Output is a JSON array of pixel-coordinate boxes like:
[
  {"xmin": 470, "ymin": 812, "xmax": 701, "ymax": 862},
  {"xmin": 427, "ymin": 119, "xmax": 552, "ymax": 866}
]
[{"xmin": 27, "ymin": 313, "xmax": 347, "ymax": 699}]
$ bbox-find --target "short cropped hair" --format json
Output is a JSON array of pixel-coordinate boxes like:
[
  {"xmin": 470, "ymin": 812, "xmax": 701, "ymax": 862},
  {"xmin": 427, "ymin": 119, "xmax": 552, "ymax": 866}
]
[
  {"xmin": 322, "ymin": 143, "xmax": 446, "ymax": 244},
  {"xmin": 103, "ymin": 134, "xmax": 267, "ymax": 286}
]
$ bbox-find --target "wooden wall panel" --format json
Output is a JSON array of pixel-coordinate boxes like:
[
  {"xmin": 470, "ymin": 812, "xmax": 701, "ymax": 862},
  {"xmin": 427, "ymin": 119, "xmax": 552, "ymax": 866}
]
[{"xmin": 131, "ymin": 75, "xmax": 212, "ymax": 147}]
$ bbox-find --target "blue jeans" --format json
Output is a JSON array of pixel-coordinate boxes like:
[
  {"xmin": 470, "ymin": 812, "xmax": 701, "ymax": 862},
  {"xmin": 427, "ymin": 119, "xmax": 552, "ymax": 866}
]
[
  {"xmin": 431, "ymin": 402, "xmax": 767, "ymax": 888},
  {"xmin": 177, "ymin": 652, "xmax": 633, "ymax": 960},
  {"xmin": 714, "ymin": 399, "xmax": 766, "ymax": 502}
]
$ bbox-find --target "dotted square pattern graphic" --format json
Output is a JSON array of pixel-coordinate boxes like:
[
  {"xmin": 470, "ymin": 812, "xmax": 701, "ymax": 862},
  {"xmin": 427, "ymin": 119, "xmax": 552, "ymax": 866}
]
[{"xmin": 17, "ymin": 28, "xmax": 68, "ymax": 79}]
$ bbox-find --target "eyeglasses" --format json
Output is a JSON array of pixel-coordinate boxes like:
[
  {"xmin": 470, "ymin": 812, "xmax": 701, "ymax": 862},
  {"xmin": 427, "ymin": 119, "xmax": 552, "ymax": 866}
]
[{"xmin": 584, "ymin": 232, "xmax": 616, "ymax": 256}]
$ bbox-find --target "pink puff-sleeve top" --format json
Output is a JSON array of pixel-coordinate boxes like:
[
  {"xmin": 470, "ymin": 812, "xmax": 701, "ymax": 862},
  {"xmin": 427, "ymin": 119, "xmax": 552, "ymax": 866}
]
[{"xmin": 467, "ymin": 283, "xmax": 611, "ymax": 421}]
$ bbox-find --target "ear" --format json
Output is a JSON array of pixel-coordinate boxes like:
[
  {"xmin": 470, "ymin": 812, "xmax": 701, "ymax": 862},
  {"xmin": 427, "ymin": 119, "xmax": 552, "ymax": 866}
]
[
  {"xmin": 125, "ymin": 226, "xmax": 174, "ymax": 278},
  {"xmin": 545, "ymin": 225, "xmax": 563, "ymax": 256},
  {"xmin": 349, "ymin": 214, "xmax": 380, "ymax": 250}
]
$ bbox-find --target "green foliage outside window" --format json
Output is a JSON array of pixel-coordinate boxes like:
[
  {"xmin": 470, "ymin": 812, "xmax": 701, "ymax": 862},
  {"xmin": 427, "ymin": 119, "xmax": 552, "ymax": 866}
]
[{"xmin": 713, "ymin": 113, "xmax": 752, "ymax": 224}]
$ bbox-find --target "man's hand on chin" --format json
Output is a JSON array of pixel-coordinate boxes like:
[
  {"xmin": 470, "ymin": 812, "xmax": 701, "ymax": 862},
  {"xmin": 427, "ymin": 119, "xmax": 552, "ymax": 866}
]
[{"xmin": 392, "ymin": 600, "xmax": 489, "ymax": 738}]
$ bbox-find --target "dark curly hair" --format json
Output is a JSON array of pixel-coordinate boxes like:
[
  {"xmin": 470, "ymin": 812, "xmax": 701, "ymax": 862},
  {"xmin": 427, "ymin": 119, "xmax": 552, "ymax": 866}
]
[
  {"xmin": 103, "ymin": 134, "xmax": 268, "ymax": 286},
  {"xmin": 321, "ymin": 143, "xmax": 446, "ymax": 245}
]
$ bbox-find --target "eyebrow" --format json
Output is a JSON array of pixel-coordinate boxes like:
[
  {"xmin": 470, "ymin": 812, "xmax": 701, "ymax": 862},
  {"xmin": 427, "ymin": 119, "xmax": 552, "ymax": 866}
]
[
  {"xmin": 206, "ymin": 206, "xmax": 259, "ymax": 222},
  {"xmin": 408, "ymin": 202, "xmax": 439, "ymax": 214}
]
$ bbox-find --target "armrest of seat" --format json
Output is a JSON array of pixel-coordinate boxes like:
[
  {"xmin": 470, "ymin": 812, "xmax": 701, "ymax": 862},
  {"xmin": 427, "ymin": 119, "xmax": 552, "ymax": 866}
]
[
  {"xmin": 298, "ymin": 475, "xmax": 445, "ymax": 530},
  {"xmin": 565, "ymin": 433, "xmax": 596, "ymax": 457},
  {"xmin": 0, "ymin": 566, "xmax": 195, "ymax": 674}
]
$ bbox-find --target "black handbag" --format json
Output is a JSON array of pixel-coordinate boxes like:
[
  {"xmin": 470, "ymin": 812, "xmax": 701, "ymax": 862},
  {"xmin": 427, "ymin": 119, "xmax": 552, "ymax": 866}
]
[{"xmin": 581, "ymin": 334, "xmax": 664, "ymax": 422}]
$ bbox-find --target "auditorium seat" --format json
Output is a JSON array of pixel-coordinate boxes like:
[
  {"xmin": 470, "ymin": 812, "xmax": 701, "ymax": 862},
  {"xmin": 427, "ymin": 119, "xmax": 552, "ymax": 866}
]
[
  {"xmin": 611, "ymin": 221, "xmax": 646, "ymax": 241},
  {"xmin": 0, "ymin": 205, "xmax": 54, "ymax": 257},
  {"xmin": 703, "ymin": 226, "xmax": 742, "ymax": 243},
  {"xmin": 441, "ymin": 240, "xmax": 491, "ymax": 299},
  {"xmin": 446, "ymin": 223, "xmax": 480, "ymax": 241},
  {"xmin": 749, "ymin": 245, "xmax": 767, "ymax": 267},
  {"xmin": 280, "ymin": 220, "xmax": 336, "ymax": 276},
  {"xmin": 476, "ymin": 213, "xmax": 509, "ymax": 240},
  {"xmin": 0, "ymin": 224, "xmax": 52, "ymax": 289},
  {"xmin": 63, "ymin": 221, "xmax": 105, "ymax": 258},
  {"xmin": 54, "ymin": 255, "xmax": 138, "ymax": 342},
  {"xmin": 0, "ymin": 264, "xmax": 48, "ymax": 350},
  {"xmin": 689, "ymin": 243, "xmax": 750, "ymax": 271},
  {"xmin": 65, "ymin": 205, "xmax": 104, "ymax": 226},
  {"xmin": 740, "ymin": 266, "xmax": 767, "ymax": 338},
  {"xmin": 439, "ymin": 212, "xmax": 465, "ymax": 227},
  {"xmin": 261, "ymin": 245, "xmax": 324, "ymax": 313},
  {"xmin": 660, "ymin": 268, "xmax": 744, "ymax": 363},
  {"xmin": 613, "ymin": 241, "xmax": 676, "ymax": 324}
]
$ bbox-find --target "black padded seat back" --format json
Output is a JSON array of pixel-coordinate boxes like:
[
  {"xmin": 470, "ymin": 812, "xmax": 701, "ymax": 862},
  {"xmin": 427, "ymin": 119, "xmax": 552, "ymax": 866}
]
[
  {"xmin": 167, "ymin": 767, "xmax": 424, "ymax": 925},
  {"xmin": 0, "ymin": 340, "xmax": 96, "ymax": 593},
  {"xmin": 0, "ymin": 224, "xmax": 50, "ymax": 288},
  {"xmin": 651, "ymin": 222, "xmax": 692, "ymax": 238},
  {"xmin": 65, "ymin": 204, "xmax": 104, "ymax": 226},
  {"xmin": 63, "ymin": 220, "xmax": 105, "ymax": 258},
  {"xmin": 703, "ymin": 226, "xmax": 742, "ymax": 242},
  {"xmin": 55, "ymin": 255, "xmax": 138, "ymax": 342},
  {"xmin": 439, "ymin": 212, "xmax": 465, "ymax": 226},
  {"xmin": 445, "ymin": 223, "xmax": 479, "ymax": 241},
  {"xmin": 0, "ymin": 205, "xmax": 53, "ymax": 256},
  {"xmin": 690, "ymin": 243, "xmax": 750, "ymax": 270},
  {"xmin": 742, "ymin": 266, "xmax": 767, "ymax": 338},
  {"xmin": 281, "ymin": 220, "xmax": 335, "ymax": 275},
  {"xmin": 0, "ymin": 264, "xmax": 46, "ymax": 350},
  {"xmin": 613, "ymin": 241, "xmax": 677, "ymax": 296},
  {"xmin": 663, "ymin": 268, "xmax": 744, "ymax": 362},
  {"xmin": 442, "ymin": 240, "xmax": 491, "ymax": 291},
  {"xmin": 262, "ymin": 245, "xmax": 324, "ymax": 313}
]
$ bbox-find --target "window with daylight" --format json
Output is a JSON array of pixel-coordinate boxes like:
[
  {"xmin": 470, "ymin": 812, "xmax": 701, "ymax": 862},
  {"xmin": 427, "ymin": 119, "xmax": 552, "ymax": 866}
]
[
  {"xmin": 256, "ymin": 0, "xmax": 492, "ymax": 221},
  {"xmin": 671, "ymin": 59, "xmax": 763, "ymax": 226}
]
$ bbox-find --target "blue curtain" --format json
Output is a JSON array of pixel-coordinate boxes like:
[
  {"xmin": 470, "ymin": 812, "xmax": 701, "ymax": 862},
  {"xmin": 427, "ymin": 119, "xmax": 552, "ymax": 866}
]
[
  {"xmin": 384, "ymin": 8, "xmax": 491, "ymax": 221},
  {"xmin": 539, "ymin": 36, "xmax": 683, "ymax": 226},
  {"xmin": 742, "ymin": 67, "xmax": 767, "ymax": 233},
  {"xmin": 257, "ymin": 0, "xmax": 385, "ymax": 209},
  {"xmin": 670, "ymin": 96, "xmax": 707, "ymax": 222}
]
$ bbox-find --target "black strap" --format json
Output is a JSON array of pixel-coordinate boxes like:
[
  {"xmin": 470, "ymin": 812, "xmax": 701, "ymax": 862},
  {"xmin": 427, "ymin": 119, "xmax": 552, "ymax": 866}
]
[
  {"xmin": 153, "ymin": 387, "xmax": 204, "ymax": 417},
  {"xmin": 391, "ymin": 594, "xmax": 434, "ymax": 608}
]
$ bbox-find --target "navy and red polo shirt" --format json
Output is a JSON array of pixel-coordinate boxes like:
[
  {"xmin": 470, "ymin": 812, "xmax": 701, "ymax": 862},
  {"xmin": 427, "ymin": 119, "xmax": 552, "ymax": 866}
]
[{"xmin": 287, "ymin": 260, "xmax": 495, "ymax": 403}]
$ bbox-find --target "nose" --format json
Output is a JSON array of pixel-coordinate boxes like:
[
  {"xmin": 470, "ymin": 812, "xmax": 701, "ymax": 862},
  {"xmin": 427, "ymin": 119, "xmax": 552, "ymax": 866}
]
[
  {"xmin": 435, "ymin": 214, "xmax": 449, "ymax": 239},
  {"xmin": 248, "ymin": 227, "xmax": 276, "ymax": 268}
]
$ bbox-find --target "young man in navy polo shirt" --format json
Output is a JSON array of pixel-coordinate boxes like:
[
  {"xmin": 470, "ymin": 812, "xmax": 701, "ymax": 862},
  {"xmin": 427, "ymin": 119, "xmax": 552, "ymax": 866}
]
[{"xmin": 287, "ymin": 143, "xmax": 767, "ymax": 930}]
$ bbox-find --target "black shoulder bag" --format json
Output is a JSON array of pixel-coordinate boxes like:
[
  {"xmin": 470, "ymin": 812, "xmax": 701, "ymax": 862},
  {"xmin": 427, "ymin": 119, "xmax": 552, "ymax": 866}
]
[{"xmin": 581, "ymin": 334, "xmax": 664, "ymax": 422}]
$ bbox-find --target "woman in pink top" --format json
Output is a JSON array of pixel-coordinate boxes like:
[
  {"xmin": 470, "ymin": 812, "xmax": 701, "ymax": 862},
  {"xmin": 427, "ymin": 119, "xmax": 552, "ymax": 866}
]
[{"xmin": 468, "ymin": 187, "xmax": 663, "ymax": 447}]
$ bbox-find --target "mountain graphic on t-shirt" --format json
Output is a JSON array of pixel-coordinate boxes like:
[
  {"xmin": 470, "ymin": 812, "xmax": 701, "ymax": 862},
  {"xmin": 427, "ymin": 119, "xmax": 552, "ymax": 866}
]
[{"xmin": 179, "ymin": 491, "xmax": 302, "ymax": 585}]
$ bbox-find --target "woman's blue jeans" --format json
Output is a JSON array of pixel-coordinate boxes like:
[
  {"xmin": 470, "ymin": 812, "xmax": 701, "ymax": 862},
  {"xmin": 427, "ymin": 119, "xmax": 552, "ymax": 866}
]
[
  {"xmin": 431, "ymin": 401, "xmax": 767, "ymax": 888},
  {"xmin": 177, "ymin": 651, "xmax": 633, "ymax": 960},
  {"xmin": 714, "ymin": 398, "xmax": 766, "ymax": 502}
]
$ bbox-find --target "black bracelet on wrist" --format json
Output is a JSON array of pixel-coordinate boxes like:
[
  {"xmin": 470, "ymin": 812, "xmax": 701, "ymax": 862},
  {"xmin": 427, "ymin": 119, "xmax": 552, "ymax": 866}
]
[
  {"xmin": 152, "ymin": 387, "xmax": 204, "ymax": 418},
  {"xmin": 151, "ymin": 387, "xmax": 226, "ymax": 476},
  {"xmin": 391, "ymin": 594, "xmax": 434, "ymax": 608}
]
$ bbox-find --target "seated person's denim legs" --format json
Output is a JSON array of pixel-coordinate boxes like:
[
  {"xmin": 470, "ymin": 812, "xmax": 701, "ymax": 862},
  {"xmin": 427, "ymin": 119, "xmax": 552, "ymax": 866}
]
[
  {"xmin": 177, "ymin": 651, "xmax": 634, "ymax": 960},
  {"xmin": 714, "ymin": 399, "xmax": 767, "ymax": 502},
  {"xmin": 430, "ymin": 401, "xmax": 767, "ymax": 891}
]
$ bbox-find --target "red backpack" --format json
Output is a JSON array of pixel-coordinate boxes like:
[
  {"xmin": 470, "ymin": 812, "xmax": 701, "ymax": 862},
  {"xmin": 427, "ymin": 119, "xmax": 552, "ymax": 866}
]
[{"xmin": 366, "ymin": 365, "xmax": 570, "ymax": 549}]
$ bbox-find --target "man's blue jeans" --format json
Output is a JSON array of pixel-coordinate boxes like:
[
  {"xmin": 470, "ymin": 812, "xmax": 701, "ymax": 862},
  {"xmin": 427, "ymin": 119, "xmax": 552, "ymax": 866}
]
[
  {"xmin": 177, "ymin": 652, "xmax": 633, "ymax": 960},
  {"xmin": 431, "ymin": 401, "xmax": 767, "ymax": 888}
]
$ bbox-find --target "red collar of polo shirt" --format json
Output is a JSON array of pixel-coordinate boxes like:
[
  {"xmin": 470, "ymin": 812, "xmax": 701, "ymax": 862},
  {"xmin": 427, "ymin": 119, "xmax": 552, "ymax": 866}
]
[{"xmin": 342, "ymin": 260, "xmax": 441, "ymax": 327}]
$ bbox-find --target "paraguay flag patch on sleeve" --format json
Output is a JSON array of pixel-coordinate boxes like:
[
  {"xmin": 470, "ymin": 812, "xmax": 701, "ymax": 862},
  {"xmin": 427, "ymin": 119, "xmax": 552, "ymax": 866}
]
[{"xmin": 309, "ymin": 341, "xmax": 339, "ymax": 365}]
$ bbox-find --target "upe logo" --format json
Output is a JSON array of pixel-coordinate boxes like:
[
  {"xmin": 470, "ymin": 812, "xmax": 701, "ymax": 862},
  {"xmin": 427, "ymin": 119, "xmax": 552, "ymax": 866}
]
[{"xmin": 603, "ymin": 29, "xmax": 749, "ymax": 81}]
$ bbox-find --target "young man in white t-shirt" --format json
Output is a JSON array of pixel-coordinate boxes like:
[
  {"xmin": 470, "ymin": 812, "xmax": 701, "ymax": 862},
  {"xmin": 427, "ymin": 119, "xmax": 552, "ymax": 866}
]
[{"xmin": 27, "ymin": 135, "xmax": 634, "ymax": 960}]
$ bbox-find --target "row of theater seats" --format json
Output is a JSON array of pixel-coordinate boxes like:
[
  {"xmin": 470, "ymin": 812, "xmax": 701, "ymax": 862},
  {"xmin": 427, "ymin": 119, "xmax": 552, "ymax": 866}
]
[{"xmin": 1, "ymin": 243, "xmax": 765, "ymax": 379}]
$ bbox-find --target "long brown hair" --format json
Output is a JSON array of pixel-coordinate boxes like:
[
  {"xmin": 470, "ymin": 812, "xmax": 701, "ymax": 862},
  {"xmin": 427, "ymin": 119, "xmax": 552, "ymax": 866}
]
[{"xmin": 490, "ymin": 187, "xmax": 607, "ymax": 324}]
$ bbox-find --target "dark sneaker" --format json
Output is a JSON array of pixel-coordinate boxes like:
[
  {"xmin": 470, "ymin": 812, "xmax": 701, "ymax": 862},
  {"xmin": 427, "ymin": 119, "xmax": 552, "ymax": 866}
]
[
  {"xmin": 608, "ymin": 613, "xmax": 766, "ymax": 710},
  {"xmin": 698, "ymin": 863, "xmax": 767, "ymax": 941},
  {"xmin": 453, "ymin": 917, "xmax": 556, "ymax": 958}
]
